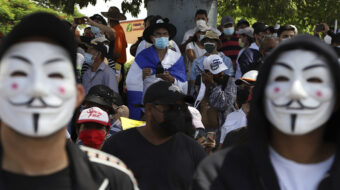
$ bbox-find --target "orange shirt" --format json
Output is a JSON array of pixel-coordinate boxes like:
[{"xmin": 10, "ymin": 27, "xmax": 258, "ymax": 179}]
[{"xmin": 113, "ymin": 24, "xmax": 127, "ymax": 64}]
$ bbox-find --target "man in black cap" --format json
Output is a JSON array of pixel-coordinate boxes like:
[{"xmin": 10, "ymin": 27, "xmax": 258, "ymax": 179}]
[
  {"xmin": 103, "ymin": 80, "xmax": 205, "ymax": 190},
  {"xmin": 83, "ymin": 85, "xmax": 128, "ymax": 137},
  {"xmin": 126, "ymin": 16, "xmax": 187, "ymax": 120},
  {"xmin": 82, "ymin": 41, "xmax": 118, "ymax": 94},
  {"xmin": 278, "ymin": 25, "xmax": 296, "ymax": 42},
  {"xmin": 0, "ymin": 12, "xmax": 137, "ymax": 189}
]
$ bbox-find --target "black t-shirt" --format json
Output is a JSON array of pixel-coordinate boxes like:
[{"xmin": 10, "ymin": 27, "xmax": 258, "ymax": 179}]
[
  {"xmin": 102, "ymin": 128, "xmax": 206, "ymax": 190},
  {"xmin": 2, "ymin": 167, "xmax": 72, "ymax": 190}
]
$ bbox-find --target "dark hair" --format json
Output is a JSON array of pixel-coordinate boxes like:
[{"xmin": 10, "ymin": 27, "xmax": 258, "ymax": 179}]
[
  {"xmin": 277, "ymin": 25, "xmax": 295, "ymax": 37},
  {"xmin": 237, "ymin": 19, "xmax": 250, "ymax": 27},
  {"xmin": 236, "ymin": 88, "xmax": 250, "ymax": 108},
  {"xmin": 144, "ymin": 15, "xmax": 155, "ymax": 23},
  {"xmin": 222, "ymin": 127, "xmax": 249, "ymax": 148},
  {"xmin": 85, "ymin": 27, "xmax": 91, "ymax": 30},
  {"xmin": 331, "ymin": 33, "xmax": 340, "ymax": 45},
  {"xmin": 195, "ymin": 9, "xmax": 207, "ymax": 18}
]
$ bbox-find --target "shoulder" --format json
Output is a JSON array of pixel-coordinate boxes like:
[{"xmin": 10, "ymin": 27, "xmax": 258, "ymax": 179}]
[
  {"xmin": 80, "ymin": 146, "xmax": 139, "ymax": 189},
  {"xmin": 175, "ymin": 132, "xmax": 205, "ymax": 150}
]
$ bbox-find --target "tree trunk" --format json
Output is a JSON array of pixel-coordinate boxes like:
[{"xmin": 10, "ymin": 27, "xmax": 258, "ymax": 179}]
[{"xmin": 147, "ymin": 0, "xmax": 217, "ymax": 45}]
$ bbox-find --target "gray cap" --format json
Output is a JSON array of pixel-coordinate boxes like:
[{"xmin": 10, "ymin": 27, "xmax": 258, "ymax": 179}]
[
  {"xmin": 236, "ymin": 27, "xmax": 254, "ymax": 38},
  {"xmin": 221, "ymin": 16, "xmax": 234, "ymax": 26}
]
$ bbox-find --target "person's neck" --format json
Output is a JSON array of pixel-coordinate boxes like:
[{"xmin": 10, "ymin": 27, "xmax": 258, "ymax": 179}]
[
  {"xmin": 1, "ymin": 124, "xmax": 68, "ymax": 175},
  {"xmin": 270, "ymin": 126, "xmax": 335, "ymax": 163},
  {"xmin": 156, "ymin": 47, "xmax": 168, "ymax": 62},
  {"xmin": 138, "ymin": 124, "xmax": 172, "ymax": 146},
  {"xmin": 91, "ymin": 60, "xmax": 102, "ymax": 72}
]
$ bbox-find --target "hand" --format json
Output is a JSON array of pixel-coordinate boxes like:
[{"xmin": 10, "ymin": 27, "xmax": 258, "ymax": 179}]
[
  {"xmin": 156, "ymin": 71, "xmax": 175, "ymax": 83},
  {"xmin": 84, "ymin": 17, "xmax": 96, "ymax": 26},
  {"xmin": 322, "ymin": 23, "xmax": 330, "ymax": 34},
  {"xmin": 113, "ymin": 105, "xmax": 129, "ymax": 121},
  {"xmin": 142, "ymin": 68, "xmax": 153, "ymax": 80},
  {"xmin": 202, "ymin": 71, "xmax": 214, "ymax": 86}
]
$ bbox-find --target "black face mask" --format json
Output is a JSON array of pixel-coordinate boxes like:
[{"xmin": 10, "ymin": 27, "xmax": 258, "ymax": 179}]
[
  {"xmin": 214, "ymin": 75, "xmax": 229, "ymax": 85},
  {"xmin": 158, "ymin": 109, "xmax": 186, "ymax": 136}
]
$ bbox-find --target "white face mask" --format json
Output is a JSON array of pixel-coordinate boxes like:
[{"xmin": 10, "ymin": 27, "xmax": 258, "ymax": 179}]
[
  {"xmin": 0, "ymin": 42, "xmax": 77, "ymax": 137},
  {"xmin": 264, "ymin": 50, "xmax": 335, "ymax": 135},
  {"xmin": 196, "ymin": 19, "xmax": 207, "ymax": 28}
]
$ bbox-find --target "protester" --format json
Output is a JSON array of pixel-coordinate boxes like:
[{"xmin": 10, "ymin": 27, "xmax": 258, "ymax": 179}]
[
  {"xmin": 219, "ymin": 88, "xmax": 249, "ymax": 145},
  {"xmin": 259, "ymin": 35, "xmax": 280, "ymax": 57},
  {"xmin": 126, "ymin": 17, "xmax": 187, "ymax": 120},
  {"xmin": 130, "ymin": 15, "xmax": 154, "ymax": 57},
  {"xmin": 185, "ymin": 25, "xmax": 208, "ymax": 82},
  {"xmin": 76, "ymin": 107, "xmax": 111, "ymax": 149},
  {"xmin": 236, "ymin": 19, "xmax": 250, "ymax": 31},
  {"xmin": 0, "ymin": 12, "xmax": 137, "ymax": 189},
  {"xmin": 82, "ymin": 85, "xmax": 127, "ymax": 138},
  {"xmin": 211, "ymin": 35, "xmax": 340, "ymax": 189},
  {"xmin": 219, "ymin": 15, "xmax": 241, "ymax": 66},
  {"xmin": 82, "ymin": 41, "xmax": 118, "ymax": 94},
  {"xmin": 331, "ymin": 33, "xmax": 340, "ymax": 57},
  {"xmin": 278, "ymin": 25, "xmax": 296, "ymax": 42},
  {"xmin": 181, "ymin": 9, "xmax": 221, "ymax": 53},
  {"xmin": 135, "ymin": 15, "xmax": 180, "ymax": 56},
  {"xmin": 234, "ymin": 27, "xmax": 259, "ymax": 79},
  {"xmin": 190, "ymin": 30, "xmax": 234, "ymax": 88},
  {"xmin": 102, "ymin": 81, "xmax": 205, "ymax": 190},
  {"xmin": 194, "ymin": 54, "xmax": 237, "ymax": 144},
  {"xmin": 102, "ymin": 6, "xmax": 128, "ymax": 96}
]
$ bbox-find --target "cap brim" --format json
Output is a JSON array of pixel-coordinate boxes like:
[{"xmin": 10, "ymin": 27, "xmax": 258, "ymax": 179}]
[
  {"xmin": 136, "ymin": 94, "xmax": 194, "ymax": 108},
  {"xmin": 84, "ymin": 95, "xmax": 114, "ymax": 112},
  {"xmin": 77, "ymin": 119, "xmax": 110, "ymax": 126},
  {"xmin": 101, "ymin": 12, "xmax": 127, "ymax": 21},
  {"xmin": 235, "ymin": 79, "xmax": 256, "ymax": 86}
]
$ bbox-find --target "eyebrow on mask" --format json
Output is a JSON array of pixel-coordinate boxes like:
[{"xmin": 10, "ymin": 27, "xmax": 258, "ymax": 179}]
[
  {"xmin": 275, "ymin": 62, "xmax": 293, "ymax": 70},
  {"xmin": 44, "ymin": 58, "xmax": 66, "ymax": 64},
  {"xmin": 303, "ymin": 64, "xmax": 326, "ymax": 71},
  {"xmin": 10, "ymin": 55, "xmax": 32, "ymax": 64}
]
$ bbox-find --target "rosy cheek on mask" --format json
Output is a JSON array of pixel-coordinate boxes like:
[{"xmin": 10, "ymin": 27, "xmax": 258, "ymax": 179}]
[
  {"xmin": 59, "ymin": 86, "xmax": 66, "ymax": 94},
  {"xmin": 11, "ymin": 83, "xmax": 18, "ymax": 90}
]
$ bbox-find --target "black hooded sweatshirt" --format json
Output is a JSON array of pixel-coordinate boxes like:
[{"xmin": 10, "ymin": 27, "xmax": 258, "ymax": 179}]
[{"xmin": 210, "ymin": 35, "xmax": 340, "ymax": 190}]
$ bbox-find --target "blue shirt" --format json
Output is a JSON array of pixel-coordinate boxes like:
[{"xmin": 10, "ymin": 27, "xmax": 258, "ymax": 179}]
[{"xmin": 82, "ymin": 62, "xmax": 118, "ymax": 94}]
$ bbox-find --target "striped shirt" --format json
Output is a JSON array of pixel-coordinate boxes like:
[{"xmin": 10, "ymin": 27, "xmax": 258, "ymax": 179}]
[{"xmin": 219, "ymin": 34, "xmax": 241, "ymax": 64}]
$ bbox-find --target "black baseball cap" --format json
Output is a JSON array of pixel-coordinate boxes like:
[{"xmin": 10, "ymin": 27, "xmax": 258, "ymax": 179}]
[
  {"xmin": 90, "ymin": 14, "xmax": 108, "ymax": 25},
  {"xmin": 85, "ymin": 85, "xmax": 123, "ymax": 113},
  {"xmin": 86, "ymin": 41, "xmax": 108, "ymax": 58},
  {"xmin": 142, "ymin": 81, "xmax": 193, "ymax": 105}
]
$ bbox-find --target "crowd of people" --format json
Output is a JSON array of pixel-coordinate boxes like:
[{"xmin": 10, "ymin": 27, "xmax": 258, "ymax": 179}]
[{"xmin": 0, "ymin": 5, "xmax": 340, "ymax": 190}]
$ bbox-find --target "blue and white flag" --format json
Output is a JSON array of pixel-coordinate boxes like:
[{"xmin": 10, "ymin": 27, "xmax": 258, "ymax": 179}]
[{"xmin": 126, "ymin": 46, "xmax": 188, "ymax": 120}]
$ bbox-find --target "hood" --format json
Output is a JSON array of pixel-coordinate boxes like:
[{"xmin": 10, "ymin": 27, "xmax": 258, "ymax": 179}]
[{"xmin": 247, "ymin": 35, "xmax": 340, "ymax": 188}]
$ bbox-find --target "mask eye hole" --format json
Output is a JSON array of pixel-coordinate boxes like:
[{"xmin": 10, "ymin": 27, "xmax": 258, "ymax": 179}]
[
  {"xmin": 307, "ymin": 77, "xmax": 323, "ymax": 83},
  {"xmin": 274, "ymin": 76, "xmax": 289, "ymax": 82},
  {"xmin": 11, "ymin": 71, "xmax": 27, "ymax": 77},
  {"xmin": 48, "ymin": 73, "xmax": 64, "ymax": 79}
]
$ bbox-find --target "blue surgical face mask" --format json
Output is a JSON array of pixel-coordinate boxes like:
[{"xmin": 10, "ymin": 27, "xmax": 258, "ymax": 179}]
[
  {"xmin": 91, "ymin": 26, "xmax": 101, "ymax": 35},
  {"xmin": 84, "ymin": 53, "xmax": 94, "ymax": 64},
  {"xmin": 199, "ymin": 34, "xmax": 205, "ymax": 42},
  {"xmin": 154, "ymin": 37, "xmax": 169, "ymax": 49},
  {"xmin": 223, "ymin": 27, "xmax": 234, "ymax": 36}
]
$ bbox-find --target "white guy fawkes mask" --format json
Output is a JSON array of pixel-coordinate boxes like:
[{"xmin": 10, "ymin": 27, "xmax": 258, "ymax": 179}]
[
  {"xmin": 264, "ymin": 49, "xmax": 335, "ymax": 135},
  {"xmin": 0, "ymin": 42, "xmax": 77, "ymax": 137}
]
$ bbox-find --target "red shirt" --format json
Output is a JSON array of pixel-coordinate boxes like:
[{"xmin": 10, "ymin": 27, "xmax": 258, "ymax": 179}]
[{"xmin": 113, "ymin": 24, "xmax": 127, "ymax": 64}]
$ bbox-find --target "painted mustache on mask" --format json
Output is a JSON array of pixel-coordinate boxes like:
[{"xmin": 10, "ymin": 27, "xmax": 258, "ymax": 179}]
[
  {"xmin": 9, "ymin": 97, "xmax": 61, "ymax": 108},
  {"xmin": 271, "ymin": 100, "xmax": 321, "ymax": 110}
]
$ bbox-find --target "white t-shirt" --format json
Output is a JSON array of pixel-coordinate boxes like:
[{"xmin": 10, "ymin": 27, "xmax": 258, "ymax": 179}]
[
  {"xmin": 220, "ymin": 109, "xmax": 247, "ymax": 143},
  {"xmin": 269, "ymin": 146, "xmax": 334, "ymax": 190},
  {"xmin": 186, "ymin": 42, "xmax": 206, "ymax": 59}
]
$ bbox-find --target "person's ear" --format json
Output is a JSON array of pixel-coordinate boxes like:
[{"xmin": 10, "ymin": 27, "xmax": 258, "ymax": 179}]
[
  {"xmin": 75, "ymin": 84, "xmax": 85, "ymax": 108},
  {"xmin": 151, "ymin": 36, "xmax": 155, "ymax": 44}
]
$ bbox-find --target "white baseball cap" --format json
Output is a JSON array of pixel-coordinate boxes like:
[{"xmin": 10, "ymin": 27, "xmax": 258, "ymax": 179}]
[
  {"xmin": 77, "ymin": 107, "xmax": 110, "ymax": 126},
  {"xmin": 203, "ymin": 54, "xmax": 227, "ymax": 75}
]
